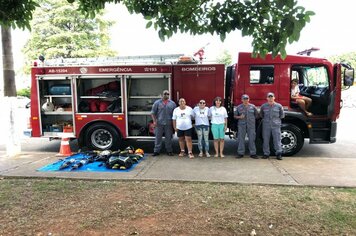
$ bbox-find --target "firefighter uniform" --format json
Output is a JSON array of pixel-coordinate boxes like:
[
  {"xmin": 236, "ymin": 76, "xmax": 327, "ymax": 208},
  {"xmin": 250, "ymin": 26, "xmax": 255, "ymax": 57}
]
[
  {"xmin": 260, "ymin": 101, "xmax": 285, "ymax": 157},
  {"xmin": 235, "ymin": 103, "xmax": 258, "ymax": 156},
  {"xmin": 151, "ymin": 98, "xmax": 177, "ymax": 154}
]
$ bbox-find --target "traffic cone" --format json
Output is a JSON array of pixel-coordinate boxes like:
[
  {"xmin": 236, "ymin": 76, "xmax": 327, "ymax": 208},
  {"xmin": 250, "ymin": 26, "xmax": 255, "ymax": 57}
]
[{"xmin": 57, "ymin": 131, "xmax": 73, "ymax": 157}]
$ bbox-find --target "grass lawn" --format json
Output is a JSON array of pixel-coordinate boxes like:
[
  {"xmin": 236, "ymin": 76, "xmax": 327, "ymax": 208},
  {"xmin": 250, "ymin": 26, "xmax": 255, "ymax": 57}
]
[{"xmin": 0, "ymin": 178, "xmax": 355, "ymax": 235}]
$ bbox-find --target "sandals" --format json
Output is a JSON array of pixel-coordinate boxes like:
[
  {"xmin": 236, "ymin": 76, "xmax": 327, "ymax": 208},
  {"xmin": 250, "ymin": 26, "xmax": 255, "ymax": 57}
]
[{"xmin": 188, "ymin": 152, "xmax": 194, "ymax": 159}]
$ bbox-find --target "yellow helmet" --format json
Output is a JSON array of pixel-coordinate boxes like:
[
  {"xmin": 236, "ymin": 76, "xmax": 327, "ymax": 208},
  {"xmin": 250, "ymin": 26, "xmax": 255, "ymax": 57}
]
[{"xmin": 134, "ymin": 148, "xmax": 144, "ymax": 155}]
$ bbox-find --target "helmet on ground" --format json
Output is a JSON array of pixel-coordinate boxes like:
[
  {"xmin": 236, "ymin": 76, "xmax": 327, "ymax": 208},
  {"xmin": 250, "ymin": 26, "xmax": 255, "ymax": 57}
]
[{"xmin": 134, "ymin": 148, "xmax": 144, "ymax": 155}]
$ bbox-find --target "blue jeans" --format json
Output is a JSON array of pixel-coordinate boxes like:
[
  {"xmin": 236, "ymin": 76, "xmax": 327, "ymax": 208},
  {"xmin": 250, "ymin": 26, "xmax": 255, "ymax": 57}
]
[{"xmin": 195, "ymin": 125, "xmax": 210, "ymax": 153}]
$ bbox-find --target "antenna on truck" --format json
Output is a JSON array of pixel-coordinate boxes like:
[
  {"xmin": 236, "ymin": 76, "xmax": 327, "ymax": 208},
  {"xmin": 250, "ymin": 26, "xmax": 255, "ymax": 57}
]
[{"xmin": 297, "ymin": 47, "xmax": 320, "ymax": 56}]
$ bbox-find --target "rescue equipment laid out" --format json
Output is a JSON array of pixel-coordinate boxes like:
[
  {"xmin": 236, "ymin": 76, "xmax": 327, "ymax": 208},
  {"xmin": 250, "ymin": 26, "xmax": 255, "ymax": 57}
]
[{"xmin": 38, "ymin": 147, "xmax": 145, "ymax": 172}]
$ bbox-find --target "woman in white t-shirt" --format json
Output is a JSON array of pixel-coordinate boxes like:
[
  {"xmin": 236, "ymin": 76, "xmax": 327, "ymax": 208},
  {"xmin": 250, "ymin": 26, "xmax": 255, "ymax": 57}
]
[
  {"xmin": 193, "ymin": 99, "xmax": 210, "ymax": 157},
  {"xmin": 209, "ymin": 97, "xmax": 228, "ymax": 158},
  {"xmin": 291, "ymin": 79, "xmax": 313, "ymax": 116},
  {"xmin": 172, "ymin": 98, "xmax": 194, "ymax": 158}
]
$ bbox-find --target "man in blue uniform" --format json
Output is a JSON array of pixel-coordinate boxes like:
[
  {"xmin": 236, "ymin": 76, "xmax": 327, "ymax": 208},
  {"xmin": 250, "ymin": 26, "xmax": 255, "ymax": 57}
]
[
  {"xmin": 151, "ymin": 90, "xmax": 177, "ymax": 156},
  {"xmin": 260, "ymin": 92, "xmax": 285, "ymax": 160},
  {"xmin": 234, "ymin": 94, "xmax": 258, "ymax": 159}
]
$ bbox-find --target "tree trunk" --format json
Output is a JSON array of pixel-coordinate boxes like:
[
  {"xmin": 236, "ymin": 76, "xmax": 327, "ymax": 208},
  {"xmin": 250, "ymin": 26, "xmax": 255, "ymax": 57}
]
[
  {"xmin": 1, "ymin": 26, "xmax": 21, "ymax": 156},
  {"xmin": 1, "ymin": 26, "xmax": 17, "ymax": 96}
]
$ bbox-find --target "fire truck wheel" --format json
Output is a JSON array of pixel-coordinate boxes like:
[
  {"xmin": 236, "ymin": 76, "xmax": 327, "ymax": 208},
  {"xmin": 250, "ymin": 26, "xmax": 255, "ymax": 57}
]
[
  {"xmin": 280, "ymin": 124, "xmax": 304, "ymax": 156},
  {"xmin": 85, "ymin": 123, "xmax": 121, "ymax": 151}
]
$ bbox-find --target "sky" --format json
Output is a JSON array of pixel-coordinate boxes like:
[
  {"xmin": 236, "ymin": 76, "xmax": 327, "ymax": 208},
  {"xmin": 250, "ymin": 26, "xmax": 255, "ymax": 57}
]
[{"xmin": 6, "ymin": 0, "xmax": 356, "ymax": 72}]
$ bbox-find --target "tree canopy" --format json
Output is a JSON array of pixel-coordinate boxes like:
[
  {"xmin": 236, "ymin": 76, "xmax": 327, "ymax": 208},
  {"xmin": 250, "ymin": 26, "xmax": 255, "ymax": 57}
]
[
  {"xmin": 329, "ymin": 52, "xmax": 356, "ymax": 72},
  {"xmin": 22, "ymin": 0, "xmax": 116, "ymax": 72},
  {"xmin": 0, "ymin": 0, "xmax": 315, "ymax": 58}
]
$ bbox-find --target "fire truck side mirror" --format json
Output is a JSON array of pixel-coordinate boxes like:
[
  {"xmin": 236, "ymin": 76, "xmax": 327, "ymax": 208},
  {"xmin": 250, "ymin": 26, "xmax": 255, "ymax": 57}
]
[{"xmin": 343, "ymin": 68, "xmax": 354, "ymax": 86}]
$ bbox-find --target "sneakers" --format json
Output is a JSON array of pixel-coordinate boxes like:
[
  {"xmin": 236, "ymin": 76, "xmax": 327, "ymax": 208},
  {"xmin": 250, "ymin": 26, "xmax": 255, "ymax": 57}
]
[
  {"xmin": 205, "ymin": 152, "xmax": 210, "ymax": 158},
  {"xmin": 178, "ymin": 150, "xmax": 185, "ymax": 157},
  {"xmin": 262, "ymin": 155, "xmax": 269, "ymax": 159},
  {"xmin": 236, "ymin": 154, "xmax": 244, "ymax": 159},
  {"xmin": 276, "ymin": 154, "xmax": 283, "ymax": 160},
  {"xmin": 198, "ymin": 152, "xmax": 203, "ymax": 157},
  {"xmin": 152, "ymin": 152, "xmax": 160, "ymax": 156},
  {"xmin": 250, "ymin": 155, "xmax": 259, "ymax": 159}
]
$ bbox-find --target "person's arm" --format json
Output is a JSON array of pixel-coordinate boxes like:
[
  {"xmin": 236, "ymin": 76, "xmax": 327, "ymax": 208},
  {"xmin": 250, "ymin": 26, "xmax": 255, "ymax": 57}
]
[
  {"xmin": 151, "ymin": 114, "xmax": 157, "ymax": 127},
  {"xmin": 280, "ymin": 104, "xmax": 285, "ymax": 119},
  {"xmin": 254, "ymin": 106, "xmax": 259, "ymax": 119},
  {"xmin": 260, "ymin": 105, "xmax": 264, "ymax": 118},
  {"xmin": 172, "ymin": 120, "xmax": 177, "ymax": 132},
  {"xmin": 151, "ymin": 102, "xmax": 158, "ymax": 127}
]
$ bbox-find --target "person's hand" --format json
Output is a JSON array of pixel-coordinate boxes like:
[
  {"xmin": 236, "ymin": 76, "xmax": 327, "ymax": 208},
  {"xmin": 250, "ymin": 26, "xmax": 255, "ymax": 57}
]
[{"xmin": 240, "ymin": 114, "xmax": 245, "ymax": 119}]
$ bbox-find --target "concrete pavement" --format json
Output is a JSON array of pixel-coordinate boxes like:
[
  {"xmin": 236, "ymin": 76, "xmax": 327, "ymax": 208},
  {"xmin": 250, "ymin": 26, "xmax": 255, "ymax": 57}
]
[{"xmin": 1, "ymin": 151, "xmax": 356, "ymax": 187}]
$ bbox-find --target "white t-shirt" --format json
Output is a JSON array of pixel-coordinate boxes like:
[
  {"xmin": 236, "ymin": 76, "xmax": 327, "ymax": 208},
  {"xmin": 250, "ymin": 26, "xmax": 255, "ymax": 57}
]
[
  {"xmin": 209, "ymin": 106, "xmax": 228, "ymax": 124},
  {"xmin": 172, "ymin": 106, "xmax": 193, "ymax": 130},
  {"xmin": 291, "ymin": 86, "xmax": 300, "ymax": 97},
  {"xmin": 193, "ymin": 106, "xmax": 210, "ymax": 126}
]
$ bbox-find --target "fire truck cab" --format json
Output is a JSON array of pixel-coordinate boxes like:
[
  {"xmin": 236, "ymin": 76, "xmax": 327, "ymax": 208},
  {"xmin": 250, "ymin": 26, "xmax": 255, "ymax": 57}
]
[{"xmin": 226, "ymin": 52, "xmax": 355, "ymax": 156}]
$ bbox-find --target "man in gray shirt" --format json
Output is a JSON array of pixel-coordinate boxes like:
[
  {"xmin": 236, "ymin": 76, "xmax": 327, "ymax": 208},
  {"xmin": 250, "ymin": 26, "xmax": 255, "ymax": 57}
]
[
  {"xmin": 234, "ymin": 94, "xmax": 258, "ymax": 159},
  {"xmin": 151, "ymin": 90, "xmax": 177, "ymax": 156},
  {"xmin": 260, "ymin": 92, "xmax": 285, "ymax": 160}
]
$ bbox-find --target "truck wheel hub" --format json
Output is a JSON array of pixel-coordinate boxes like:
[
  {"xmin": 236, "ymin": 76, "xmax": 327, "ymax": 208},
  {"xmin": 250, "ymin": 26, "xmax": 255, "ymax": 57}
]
[
  {"xmin": 281, "ymin": 131, "xmax": 297, "ymax": 150},
  {"xmin": 91, "ymin": 129, "xmax": 112, "ymax": 149}
]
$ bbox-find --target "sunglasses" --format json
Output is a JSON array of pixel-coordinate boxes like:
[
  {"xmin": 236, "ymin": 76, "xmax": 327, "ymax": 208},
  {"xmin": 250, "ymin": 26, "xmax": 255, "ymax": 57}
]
[
  {"xmin": 268, "ymin": 95, "xmax": 274, "ymax": 98},
  {"xmin": 199, "ymin": 102, "xmax": 205, "ymax": 104},
  {"xmin": 163, "ymin": 93, "xmax": 169, "ymax": 95}
]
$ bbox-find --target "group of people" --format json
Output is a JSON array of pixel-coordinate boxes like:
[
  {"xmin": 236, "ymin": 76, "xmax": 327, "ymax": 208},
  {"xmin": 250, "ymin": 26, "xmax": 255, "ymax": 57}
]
[
  {"xmin": 235, "ymin": 92, "xmax": 284, "ymax": 160},
  {"xmin": 150, "ymin": 90, "xmax": 227, "ymax": 159},
  {"xmin": 150, "ymin": 89, "xmax": 286, "ymax": 160}
]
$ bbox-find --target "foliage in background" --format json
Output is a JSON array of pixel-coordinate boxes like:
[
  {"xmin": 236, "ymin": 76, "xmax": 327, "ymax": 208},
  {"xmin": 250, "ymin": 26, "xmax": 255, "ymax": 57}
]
[
  {"xmin": 216, "ymin": 50, "xmax": 232, "ymax": 66},
  {"xmin": 329, "ymin": 52, "xmax": 356, "ymax": 88},
  {"xmin": 17, "ymin": 87, "xmax": 31, "ymax": 98},
  {"xmin": 22, "ymin": 0, "xmax": 117, "ymax": 73},
  {"xmin": 0, "ymin": 0, "xmax": 314, "ymax": 58},
  {"xmin": 0, "ymin": 0, "xmax": 38, "ymax": 30},
  {"xmin": 329, "ymin": 52, "xmax": 356, "ymax": 72}
]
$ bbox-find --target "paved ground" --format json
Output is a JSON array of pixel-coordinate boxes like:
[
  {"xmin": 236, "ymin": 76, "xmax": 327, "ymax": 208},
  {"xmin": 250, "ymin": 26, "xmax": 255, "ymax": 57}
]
[{"xmin": 1, "ymin": 150, "xmax": 356, "ymax": 187}]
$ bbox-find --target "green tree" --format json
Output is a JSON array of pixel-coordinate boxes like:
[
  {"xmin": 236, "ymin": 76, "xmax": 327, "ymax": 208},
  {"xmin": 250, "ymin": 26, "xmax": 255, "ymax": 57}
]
[
  {"xmin": 1, "ymin": 0, "xmax": 314, "ymax": 59},
  {"xmin": 216, "ymin": 50, "xmax": 232, "ymax": 66},
  {"xmin": 329, "ymin": 52, "xmax": 356, "ymax": 71},
  {"xmin": 22, "ymin": 0, "xmax": 116, "ymax": 71},
  {"xmin": 80, "ymin": 0, "xmax": 314, "ymax": 58}
]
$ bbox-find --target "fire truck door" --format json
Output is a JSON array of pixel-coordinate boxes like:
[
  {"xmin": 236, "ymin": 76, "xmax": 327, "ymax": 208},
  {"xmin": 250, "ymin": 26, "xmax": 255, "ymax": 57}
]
[{"xmin": 328, "ymin": 64, "xmax": 342, "ymax": 120}]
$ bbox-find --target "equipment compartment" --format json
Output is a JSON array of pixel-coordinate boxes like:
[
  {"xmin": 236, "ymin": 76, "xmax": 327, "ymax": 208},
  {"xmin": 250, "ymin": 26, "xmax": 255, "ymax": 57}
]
[
  {"xmin": 76, "ymin": 76, "xmax": 123, "ymax": 113},
  {"xmin": 126, "ymin": 75, "xmax": 170, "ymax": 136},
  {"xmin": 37, "ymin": 76, "xmax": 74, "ymax": 137}
]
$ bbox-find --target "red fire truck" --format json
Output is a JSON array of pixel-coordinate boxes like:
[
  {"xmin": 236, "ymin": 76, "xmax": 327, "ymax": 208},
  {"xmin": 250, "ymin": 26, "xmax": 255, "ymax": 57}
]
[{"xmin": 28, "ymin": 53, "xmax": 354, "ymax": 156}]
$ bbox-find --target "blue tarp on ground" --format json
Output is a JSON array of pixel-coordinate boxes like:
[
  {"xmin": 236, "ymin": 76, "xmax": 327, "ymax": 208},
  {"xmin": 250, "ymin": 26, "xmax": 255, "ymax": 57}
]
[{"xmin": 38, "ymin": 153, "xmax": 144, "ymax": 172}]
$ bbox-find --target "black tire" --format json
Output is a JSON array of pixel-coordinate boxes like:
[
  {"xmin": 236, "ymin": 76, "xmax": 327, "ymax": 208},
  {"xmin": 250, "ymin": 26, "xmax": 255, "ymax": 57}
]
[
  {"xmin": 280, "ymin": 124, "xmax": 304, "ymax": 156},
  {"xmin": 85, "ymin": 122, "xmax": 121, "ymax": 151}
]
